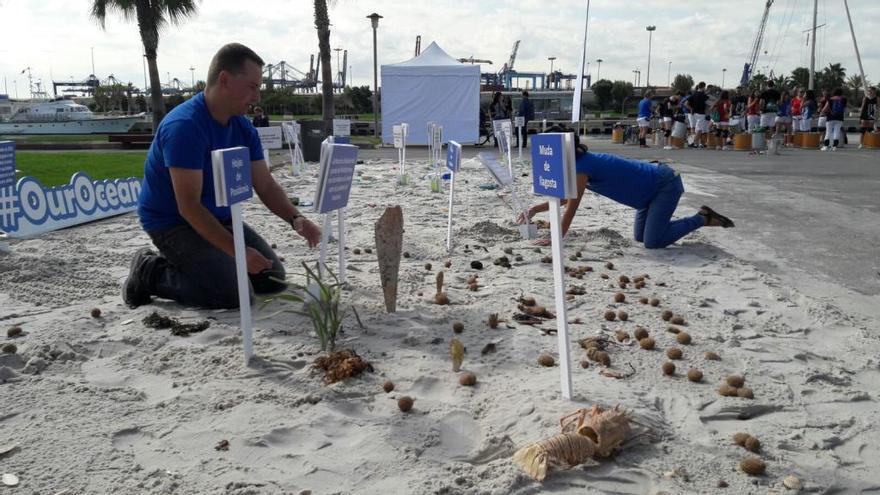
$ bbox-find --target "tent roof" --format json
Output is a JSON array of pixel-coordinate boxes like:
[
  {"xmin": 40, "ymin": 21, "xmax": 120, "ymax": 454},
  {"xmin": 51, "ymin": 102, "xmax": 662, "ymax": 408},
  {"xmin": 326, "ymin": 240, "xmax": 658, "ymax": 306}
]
[{"xmin": 385, "ymin": 41, "xmax": 461, "ymax": 67}]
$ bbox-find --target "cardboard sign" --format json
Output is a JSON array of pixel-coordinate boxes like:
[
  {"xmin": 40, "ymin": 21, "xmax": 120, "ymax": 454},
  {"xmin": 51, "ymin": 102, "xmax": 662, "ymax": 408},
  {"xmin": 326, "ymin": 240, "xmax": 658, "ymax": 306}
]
[
  {"xmin": 256, "ymin": 126, "xmax": 283, "ymax": 150},
  {"xmin": 314, "ymin": 142, "xmax": 359, "ymax": 214},
  {"xmin": 530, "ymin": 133, "xmax": 577, "ymax": 199},
  {"xmin": 446, "ymin": 140, "xmax": 462, "ymax": 173},
  {"xmin": 477, "ymin": 152, "xmax": 513, "ymax": 186},
  {"xmin": 212, "ymin": 147, "xmax": 253, "ymax": 207},
  {"xmin": 333, "ymin": 119, "xmax": 351, "ymax": 144},
  {"xmin": 0, "ymin": 141, "xmax": 142, "ymax": 237}
]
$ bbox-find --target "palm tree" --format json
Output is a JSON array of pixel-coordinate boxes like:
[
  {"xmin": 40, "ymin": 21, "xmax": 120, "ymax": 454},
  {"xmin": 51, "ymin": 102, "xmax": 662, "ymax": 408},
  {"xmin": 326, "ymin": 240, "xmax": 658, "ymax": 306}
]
[
  {"xmin": 314, "ymin": 0, "xmax": 335, "ymax": 135},
  {"xmin": 90, "ymin": 0, "xmax": 198, "ymax": 130},
  {"xmin": 748, "ymin": 73, "xmax": 768, "ymax": 91},
  {"xmin": 821, "ymin": 62, "xmax": 846, "ymax": 90}
]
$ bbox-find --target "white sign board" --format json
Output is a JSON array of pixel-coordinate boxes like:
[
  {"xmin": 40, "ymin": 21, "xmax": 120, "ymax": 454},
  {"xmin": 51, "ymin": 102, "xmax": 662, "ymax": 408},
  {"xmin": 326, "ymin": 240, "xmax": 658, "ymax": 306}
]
[
  {"xmin": 256, "ymin": 126, "xmax": 283, "ymax": 150},
  {"xmin": 333, "ymin": 119, "xmax": 351, "ymax": 137}
]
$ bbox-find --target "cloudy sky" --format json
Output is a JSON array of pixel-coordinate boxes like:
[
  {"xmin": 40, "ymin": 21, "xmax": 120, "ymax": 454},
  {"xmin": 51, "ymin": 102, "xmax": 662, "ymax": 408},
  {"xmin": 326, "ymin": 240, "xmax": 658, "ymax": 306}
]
[{"xmin": 1, "ymin": 0, "xmax": 878, "ymax": 98}]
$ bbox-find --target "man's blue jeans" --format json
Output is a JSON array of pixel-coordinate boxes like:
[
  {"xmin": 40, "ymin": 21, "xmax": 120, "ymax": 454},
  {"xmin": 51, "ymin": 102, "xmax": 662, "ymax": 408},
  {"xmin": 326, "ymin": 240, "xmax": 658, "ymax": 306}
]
[
  {"xmin": 633, "ymin": 165, "xmax": 705, "ymax": 249},
  {"xmin": 146, "ymin": 221, "xmax": 286, "ymax": 309}
]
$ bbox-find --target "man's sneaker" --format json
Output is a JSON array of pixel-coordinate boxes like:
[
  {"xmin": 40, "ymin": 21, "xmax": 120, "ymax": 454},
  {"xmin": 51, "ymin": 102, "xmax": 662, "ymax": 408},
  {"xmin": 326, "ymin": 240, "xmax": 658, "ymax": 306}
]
[
  {"xmin": 820, "ymin": 146, "xmax": 829, "ymax": 151},
  {"xmin": 831, "ymin": 146, "xmax": 837, "ymax": 151},
  {"xmin": 122, "ymin": 247, "xmax": 156, "ymax": 308}
]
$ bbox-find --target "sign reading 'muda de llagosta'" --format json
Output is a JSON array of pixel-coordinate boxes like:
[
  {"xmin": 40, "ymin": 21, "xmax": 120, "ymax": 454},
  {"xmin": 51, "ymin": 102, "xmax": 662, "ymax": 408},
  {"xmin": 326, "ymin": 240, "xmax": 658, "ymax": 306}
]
[{"xmin": 0, "ymin": 141, "xmax": 142, "ymax": 237}]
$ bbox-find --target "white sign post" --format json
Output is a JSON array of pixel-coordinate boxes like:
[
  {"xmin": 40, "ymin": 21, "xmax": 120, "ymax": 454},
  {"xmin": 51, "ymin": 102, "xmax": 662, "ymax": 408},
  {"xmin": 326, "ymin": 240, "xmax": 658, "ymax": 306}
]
[
  {"xmin": 492, "ymin": 119, "xmax": 514, "ymax": 178},
  {"xmin": 313, "ymin": 138, "xmax": 359, "ymax": 283},
  {"xmin": 428, "ymin": 122, "xmax": 443, "ymax": 193},
  {"xmin": 282, "ymin": 121, "xmax": 304, "ymax": 176},
  {"xmin": 393, "ymin": 123, "xmax": 409, "ymax": 185},
  {"xmin": 445, "ymin": 141, "xmax": 462, "ymax": 252},
  {"xmin": 530, "ymin": 132, "xmax": 577, "ymax": 399},
  {"xmin": 515, "ymin": 116, "xmax": 525, "ymax": 161},
  {"xmin": 211, "ymin": 146, "xmax": 255, "ymax": 365},
  {"xmin": 256, "ymin": 126, "xmax": 283, "ymax": 168}
]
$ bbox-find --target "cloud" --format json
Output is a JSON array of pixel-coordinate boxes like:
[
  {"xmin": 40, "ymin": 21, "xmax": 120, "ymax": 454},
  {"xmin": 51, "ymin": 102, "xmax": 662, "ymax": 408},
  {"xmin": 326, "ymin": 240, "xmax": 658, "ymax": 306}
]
[{"xmin": 0, "ymin": 0, "xmax": 877, "ymax": 98}]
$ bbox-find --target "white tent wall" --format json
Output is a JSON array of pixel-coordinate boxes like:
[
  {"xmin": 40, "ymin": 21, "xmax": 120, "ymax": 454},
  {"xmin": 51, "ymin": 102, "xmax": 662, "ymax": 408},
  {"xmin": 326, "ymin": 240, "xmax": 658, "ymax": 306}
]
[{"xmin": 380, "ymin": 42, "xmax": 480, "ymax": 145}]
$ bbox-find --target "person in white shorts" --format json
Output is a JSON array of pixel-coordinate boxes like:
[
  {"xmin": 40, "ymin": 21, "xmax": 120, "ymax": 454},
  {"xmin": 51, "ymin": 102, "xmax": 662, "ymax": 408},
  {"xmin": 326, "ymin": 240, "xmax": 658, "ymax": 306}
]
[
  {"xmin": 746, "ymin": 91, "xmax": 761, "ymax": 131},
  {"xmin": 800, "ymin": 89, "xmax": 817, "ymax": 132},
  {"xmin": 685, "ymin": 82, "xmax": 710, "ymax": 148},
  {"xmin": 759, "ymin": 80, "xmax": 780, "ymax": 129},
  {"xmin": 636, "ymin": 90, "xmax": 655, "ymax": 147}
]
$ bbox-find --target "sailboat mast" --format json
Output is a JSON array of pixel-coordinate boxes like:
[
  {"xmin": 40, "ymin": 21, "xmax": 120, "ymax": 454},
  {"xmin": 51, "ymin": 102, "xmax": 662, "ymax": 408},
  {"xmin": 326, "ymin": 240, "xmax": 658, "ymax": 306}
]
[
  {"xmin": 843, "ymin": 0, "xmax": 868, "ymax": 94},
  {"xmin": 808, "ymin": 0, "xmax": 818, "ymax": 90}
]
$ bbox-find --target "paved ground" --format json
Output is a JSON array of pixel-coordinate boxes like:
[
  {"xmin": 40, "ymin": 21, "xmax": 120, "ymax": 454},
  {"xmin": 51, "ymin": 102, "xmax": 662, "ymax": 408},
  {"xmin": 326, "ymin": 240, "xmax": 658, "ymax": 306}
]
[{"xmin": 360, "ymin": 136, "xmax": 880, "ymax": 297}]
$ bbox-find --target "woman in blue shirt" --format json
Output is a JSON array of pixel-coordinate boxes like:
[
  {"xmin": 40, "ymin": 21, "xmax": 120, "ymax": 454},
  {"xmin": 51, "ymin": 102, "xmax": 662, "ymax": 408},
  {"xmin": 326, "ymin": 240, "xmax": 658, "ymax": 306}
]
[{"xmin": 521, "ymin": 135, "xmax": 734, "ymax": 249}]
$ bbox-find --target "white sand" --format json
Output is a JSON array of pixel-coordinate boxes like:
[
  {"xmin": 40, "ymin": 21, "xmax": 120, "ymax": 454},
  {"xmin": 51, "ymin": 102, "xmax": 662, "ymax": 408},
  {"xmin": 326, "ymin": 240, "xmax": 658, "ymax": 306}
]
[{"xmin": 2, "ymin": 150, "xmax": 880, "ymax": 494}]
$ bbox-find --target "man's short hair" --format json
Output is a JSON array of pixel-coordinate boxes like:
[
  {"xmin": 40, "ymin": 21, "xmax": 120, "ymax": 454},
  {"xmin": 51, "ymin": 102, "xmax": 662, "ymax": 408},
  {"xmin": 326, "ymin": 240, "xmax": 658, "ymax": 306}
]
[
  {"xmin": 522, "ymin": 90, "xmax": 529, "ymax": 97},
  {"xmin": 207, "ymin": 43, "xmax": 264, "ymax": 87},
  {"xmin": 697, "ymin": 82, "xmax": 706, "ymax": 90}
]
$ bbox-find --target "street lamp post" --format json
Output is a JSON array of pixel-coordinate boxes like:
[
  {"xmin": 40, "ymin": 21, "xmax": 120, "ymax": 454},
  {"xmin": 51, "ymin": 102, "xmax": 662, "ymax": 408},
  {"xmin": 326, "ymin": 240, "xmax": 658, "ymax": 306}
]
[
  {"xmin": 334, "ymin": 47, "xmax": 342, "ymax": 89},
  {"xmin": 667, "ymin": 61, "xmax": 672, "ymax": 86},
  {"xmin": 645, "ymin": 25, "xmax": 656, "ymax": 87},
  {"xmin": 189, "ymin": 66, "xmax": 195, "ymax": 93},
  {"xmin": 366, "ymin": 13, "xmax": 382, "ymax": 137},
  {"xmin": 596, "ymin": 58, "xmax": 603, "ymax": 81},
  {"xmin": 721, "ymin": 68, "xmax": 727, "ymax": 88}
]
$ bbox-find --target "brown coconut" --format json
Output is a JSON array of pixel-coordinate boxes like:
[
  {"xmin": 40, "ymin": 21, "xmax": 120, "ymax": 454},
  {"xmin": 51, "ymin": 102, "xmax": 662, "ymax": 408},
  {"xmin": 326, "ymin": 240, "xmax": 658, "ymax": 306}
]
[
  {"xmin": 424, "ymin": 263, "xmax": 432, "ymax": 271},
  {"xmin": 639, "ymin": 337, "xmax": 656, "ymax": 350},
  {"xmin": 670, "ymin": 315, "xmax": 686, "ymax": 325},
  {"xmin": 733, "ymin": 432, "xmax": 751, "ymax": 446},
  {"xmin": 633, "ymin": 327, "xmax": 649, "ymax": 340},
  {"xmin": 537, "ymin": 354, "xmax": 555, "ymax": 367},
  {"xmin": 1, "ymin": 343, "xmax": 16, "ymax": 354},
  {"xmin": 726, "ymin": 375, "xmax": 745, "ymax": 388},
  {"xmin": 639, "ymin": 297, "xmax": 649, "ymax": 305},
  {"xmin": 676, "ymin": 332, "xmax": 692, "ymax": 345},
  {"xmin": 605, "ymin": 261, "xmax": 614, "ymax": 270},
  {"xmin": 617, "ymin": 310, "xmax": 629, "ymax": 322},
  {"xmin": 90, "ymin": 308, "xmax": 102, "ymax": 318},
  {"xmin": 704, "ymin": 351, "xmax": 721, "ymax": 361},
  {"xmin": 7, "ymin": 326, "xmax": 22, "ymax": 338},
  {"xmin": 666, "ymin": 347, "xmax": 683, "ymax": 360},
  {"xmin": 382, "ymin": 380, "xmax": 395, "ymax": 393},
  {"xmin": 615, "ymin": 329, "xmax": 630, "ymax": 342},
  {"xmin": 452, "ymin": 322, "xmax": 464, "ymax": 334},
  {"xmin": 737, "ymin": 387, "xmax": 755, "ymax": 399},
  {"xmin": 603, "ymin": 310, "xmax": 616, "ymax": 322},
  {"xmin": 687, "ymin": 369, "xmax": 703, "ymax": 382},
  {"xmin": 744, "ymin": 436, "xmax": 761, "ymax": 453},
  {"xmin": 459, "ymin": 372, "xmax": 477, "ymax": 386},
  {"xmin": 740, "ymin": 457, "xmax": 766, "ymax": 476},
  {"xmin": 718, "ymin": 384, "xmax": 739, "ymax": 397},
  {"xmin": 662, "ymin": 362, "xmax": 676, "ymax": 376},
  {"xmin": 434, "ymin": 293, "xmax": 450, "ymax": 305},
  {"xmin": 397, "ymin": 396, "xmax": 414, "ymax": 412},
  {"xmin": 661, "ymin": 310, "xmax": 674, "ymax": 321},
  {"xmin": 650, "ymin": 298, "xmax": 661, "ymax": 307},
  {"xmin": 614, "ymin": 292, "xmax": 626, "ymax": 303}
]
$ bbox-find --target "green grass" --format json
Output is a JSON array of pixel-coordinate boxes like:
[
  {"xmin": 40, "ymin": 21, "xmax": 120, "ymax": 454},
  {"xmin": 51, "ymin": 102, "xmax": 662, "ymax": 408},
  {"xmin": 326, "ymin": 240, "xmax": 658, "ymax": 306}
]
[
  {"xmin": 1, "ymin": 134, "xmax": 110, "ymax": 143},
  {"xmin": 15, "ymin": 151, "xmax": 146, "ymax": 187}
]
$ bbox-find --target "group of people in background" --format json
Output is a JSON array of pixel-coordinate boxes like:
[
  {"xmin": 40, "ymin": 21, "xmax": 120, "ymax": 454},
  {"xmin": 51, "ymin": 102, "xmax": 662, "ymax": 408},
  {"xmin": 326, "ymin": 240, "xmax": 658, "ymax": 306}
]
[
  {"xmin": 485, "ymin": 90, "xmax": 535, "ymax": 148},
  {"xmin": 639, "ymin": 81, "xmax": 878, "ymax": 152}
]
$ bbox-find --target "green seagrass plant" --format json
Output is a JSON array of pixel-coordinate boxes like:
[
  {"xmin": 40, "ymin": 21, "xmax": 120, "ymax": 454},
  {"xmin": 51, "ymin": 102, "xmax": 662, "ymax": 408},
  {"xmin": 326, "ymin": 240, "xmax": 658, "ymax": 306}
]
[{"xmin": 263, "ymin": 262, "xmax": 363, "ymax": 352}]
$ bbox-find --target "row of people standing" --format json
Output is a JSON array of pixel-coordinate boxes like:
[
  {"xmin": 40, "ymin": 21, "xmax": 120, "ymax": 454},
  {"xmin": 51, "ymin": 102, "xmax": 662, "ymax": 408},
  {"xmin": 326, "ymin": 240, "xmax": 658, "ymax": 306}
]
[{"xmin": 642, "ymin": 82, "xmax": 877, "ymax": 151}]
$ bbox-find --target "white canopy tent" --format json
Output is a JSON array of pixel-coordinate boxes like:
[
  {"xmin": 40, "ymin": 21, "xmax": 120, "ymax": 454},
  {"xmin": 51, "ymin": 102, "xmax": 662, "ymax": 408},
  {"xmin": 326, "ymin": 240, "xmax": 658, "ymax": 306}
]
[{"xmin": 381, "ymin": 42, "xmax": 480, "ymax": 145}]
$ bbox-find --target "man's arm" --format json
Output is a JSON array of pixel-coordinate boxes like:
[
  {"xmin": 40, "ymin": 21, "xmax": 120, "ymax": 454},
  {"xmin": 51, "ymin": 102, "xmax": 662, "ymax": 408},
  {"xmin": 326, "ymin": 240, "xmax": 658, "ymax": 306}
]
[
  {"xmin": 169, "ymin": 167, "xmax": 273, "ymax": 274},
  {"xmin": 251, "ymin": 160, "xmax": 321, "ymax": 247}
]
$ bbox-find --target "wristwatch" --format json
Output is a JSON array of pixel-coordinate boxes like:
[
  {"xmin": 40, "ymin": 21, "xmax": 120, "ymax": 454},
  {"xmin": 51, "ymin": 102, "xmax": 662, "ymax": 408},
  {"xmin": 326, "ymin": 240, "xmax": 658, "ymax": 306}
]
[{"xmin": 288, "ymin": 213, "xmax": 303, "ymax": 229}]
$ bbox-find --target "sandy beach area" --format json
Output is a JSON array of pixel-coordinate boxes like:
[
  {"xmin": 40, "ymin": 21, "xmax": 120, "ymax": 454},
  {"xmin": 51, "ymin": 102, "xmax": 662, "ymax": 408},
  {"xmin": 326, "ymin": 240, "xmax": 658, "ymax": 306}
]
[{"xmin": 2, "ymin": 148, "xmax": 880, "ymax": 494}]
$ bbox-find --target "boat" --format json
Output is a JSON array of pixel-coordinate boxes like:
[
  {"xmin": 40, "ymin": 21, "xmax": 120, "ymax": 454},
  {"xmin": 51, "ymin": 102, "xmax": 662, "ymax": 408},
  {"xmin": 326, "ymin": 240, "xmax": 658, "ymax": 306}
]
[{"xmin": 0, "ymin": 97, "xmax": 144, "ymax": 135}]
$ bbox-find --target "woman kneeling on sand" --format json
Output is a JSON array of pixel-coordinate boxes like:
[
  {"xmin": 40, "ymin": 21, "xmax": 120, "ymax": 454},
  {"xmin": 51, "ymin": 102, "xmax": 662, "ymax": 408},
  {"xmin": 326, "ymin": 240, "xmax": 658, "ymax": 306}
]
[{"xmin": 520, "ymin": 133, "xmax": 734, "ymax": 248}]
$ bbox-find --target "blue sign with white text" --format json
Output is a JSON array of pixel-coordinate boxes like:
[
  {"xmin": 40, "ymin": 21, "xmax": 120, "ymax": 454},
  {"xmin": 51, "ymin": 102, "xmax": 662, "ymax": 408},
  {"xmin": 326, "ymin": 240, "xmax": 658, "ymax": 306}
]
[
  {"xmin": 317, "ymin": 144, "xmax": 358, "ymax": 213},
  {"xmin": 531, "ymin": 134, "xmax": 569, "ymax": 199},
  {"xmin": 446, "ymin": 140, "xmax": 461, "ymax": 172},
  {"xmin": 221, "ymin": 147, "xmax": 253, "ymax": 206}
]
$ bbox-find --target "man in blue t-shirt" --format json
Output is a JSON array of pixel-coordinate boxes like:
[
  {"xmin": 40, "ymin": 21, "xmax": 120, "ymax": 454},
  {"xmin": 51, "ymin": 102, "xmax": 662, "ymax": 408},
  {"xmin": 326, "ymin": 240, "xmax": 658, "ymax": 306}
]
[
  {"xmin": 636, "ymin": 89, "xmax": 654, "ymax": 148},
  {"xmin": 123, "ymin": 43, "xmax": 321, "ymax": 309}
]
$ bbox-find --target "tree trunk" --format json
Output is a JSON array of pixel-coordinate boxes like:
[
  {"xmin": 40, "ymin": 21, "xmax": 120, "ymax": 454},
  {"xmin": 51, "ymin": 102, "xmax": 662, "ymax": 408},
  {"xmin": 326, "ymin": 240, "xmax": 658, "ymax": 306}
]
[
  {"xmin": 314, "ymin": 0, "xmax": 334, "ymax": 136},
  {"xmin": 137, "ymin": 7, "xmax": 165, "ymax": 131}
]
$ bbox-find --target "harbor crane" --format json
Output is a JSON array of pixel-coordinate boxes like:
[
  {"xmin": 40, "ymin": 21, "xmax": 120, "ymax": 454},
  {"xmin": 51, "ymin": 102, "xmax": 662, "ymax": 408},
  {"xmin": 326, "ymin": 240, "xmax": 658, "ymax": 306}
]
[{"xmin": 740, "ymin": 0, "xmax": 774, "ymax": 87}]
